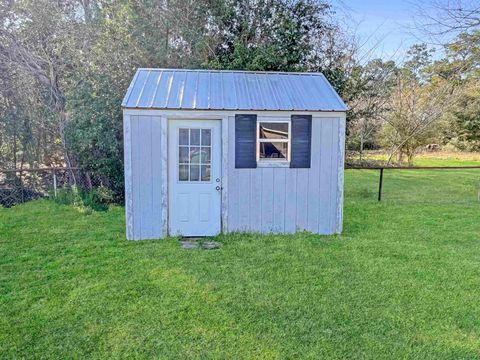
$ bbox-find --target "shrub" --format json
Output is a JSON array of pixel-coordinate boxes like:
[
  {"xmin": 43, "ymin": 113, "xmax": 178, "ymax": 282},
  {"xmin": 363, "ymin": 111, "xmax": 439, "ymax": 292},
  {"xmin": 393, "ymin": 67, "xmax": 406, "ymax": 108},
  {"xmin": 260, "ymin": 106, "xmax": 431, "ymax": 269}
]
[
  {"xmin": 81, "ymin": 186, "xmax": 113, "ymax": 212},
  {"xmin": 50, "ymin": 187, "xmax": 80, "ymax": 206},
  {"xmin": 49, "ymin": 186, "xmax": 113, "ymax": 212}
]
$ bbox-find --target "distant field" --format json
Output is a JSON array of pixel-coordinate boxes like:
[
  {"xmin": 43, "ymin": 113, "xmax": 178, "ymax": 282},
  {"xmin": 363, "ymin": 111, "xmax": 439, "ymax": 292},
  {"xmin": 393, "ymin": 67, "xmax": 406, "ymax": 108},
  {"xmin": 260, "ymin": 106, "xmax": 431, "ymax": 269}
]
[
  {"xmin": 354, "ymin": 150, "xmax": 480, "ymax": 167},
  {"xmin": 1, "ymin": 156, "xmax": 480, "ymax": 359},
  {"xmin": 346, "ymin": 154, "xmax": 480, "ymax": 204}
]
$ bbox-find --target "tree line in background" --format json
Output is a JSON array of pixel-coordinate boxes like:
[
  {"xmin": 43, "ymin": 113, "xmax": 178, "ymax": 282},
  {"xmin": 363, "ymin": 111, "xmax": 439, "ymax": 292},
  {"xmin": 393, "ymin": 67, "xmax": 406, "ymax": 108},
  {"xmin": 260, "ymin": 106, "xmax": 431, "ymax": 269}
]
[
  {"xmin": 0, "ymin": 0, "xmax": 479, "ymax": 202},
  {"xmin": 348, "ymin": 35, "xmax": 480, "ymax": 165}
]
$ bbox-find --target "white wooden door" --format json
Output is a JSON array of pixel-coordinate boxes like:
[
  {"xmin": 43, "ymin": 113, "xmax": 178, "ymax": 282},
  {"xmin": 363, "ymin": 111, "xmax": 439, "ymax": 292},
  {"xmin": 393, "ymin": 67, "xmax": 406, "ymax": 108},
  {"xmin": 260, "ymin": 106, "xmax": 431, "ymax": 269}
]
[{"xmin": 168, "ymin": 120, "xmax": 222, "ymax": 236}]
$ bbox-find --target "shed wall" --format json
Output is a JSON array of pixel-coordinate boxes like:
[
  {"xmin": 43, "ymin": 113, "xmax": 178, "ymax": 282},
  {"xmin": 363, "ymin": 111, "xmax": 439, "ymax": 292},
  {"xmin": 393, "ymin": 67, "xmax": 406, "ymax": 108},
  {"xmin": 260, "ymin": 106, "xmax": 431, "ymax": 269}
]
[
  {"xmin": 226, "ymin": 116, "xmax": 345, "ymax": 234},
  {"xmin": 124, "ymin": 111, "xmax": 345, "ymax": 239},
  {"xmin": 124, "ymin": 115, "xmax": 166, "ymax": 240}
]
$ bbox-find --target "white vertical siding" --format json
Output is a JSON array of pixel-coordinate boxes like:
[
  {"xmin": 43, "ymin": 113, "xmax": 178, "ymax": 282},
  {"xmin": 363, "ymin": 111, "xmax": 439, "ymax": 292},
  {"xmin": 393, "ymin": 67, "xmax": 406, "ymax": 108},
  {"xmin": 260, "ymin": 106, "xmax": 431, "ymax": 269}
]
[
  {"xmin": 318, "ymin": 118, "xmax": 335, "ymax": 234},
  {"xmin": 124, "ymin": 111, "xmax": 345, "ymax": 239},
  {"xmin": 221, "ymin": 117, "xmax": 230, "ymax": 232},
  {"xmin": 124, "ymin": 114, "xmax": 165, "ymax": 240},
  {"xmin": 226, "ymin": 116, "xmax": 344, "ymax": 235},
  {"xmin": 284, "ymin": 170, "xmax": 297, "ymax": 233},
  {"xmin": 160, "ymin": 116, "xmax": 168, "ymax": 238},
  {"xmin": 250, "ymin": 169, "xmax": 262, "ymax": 230},
  {"xmin": 124, "ymin": 114, "xmax": 134, "ymax": 239},
  {"xmin": 335, "ymin": 116, "xmax": 346, "ymax": 233},
  {"xmin": 273, "ymin": 168, "xmax": 286, "ymax": 233},
  {"xmin": 295, "ymin": 168, "xmax": 309, "ymax": 231},
  {"xmin": 261, "ymin": 168, "xmax": 275, "ymax": 232}
]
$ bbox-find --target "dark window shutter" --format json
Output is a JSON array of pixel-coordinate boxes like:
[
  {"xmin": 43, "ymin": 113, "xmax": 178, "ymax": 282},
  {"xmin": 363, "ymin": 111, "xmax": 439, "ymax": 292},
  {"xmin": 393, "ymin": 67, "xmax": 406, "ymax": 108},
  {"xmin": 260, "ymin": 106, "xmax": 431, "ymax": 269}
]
[
  {"xmin": 290, "ymin": 115, "xmax": 312, "ymax": 168},
  {"xmin": 235, "ymin": 114, "xmax": 257, "ymax": 168}
]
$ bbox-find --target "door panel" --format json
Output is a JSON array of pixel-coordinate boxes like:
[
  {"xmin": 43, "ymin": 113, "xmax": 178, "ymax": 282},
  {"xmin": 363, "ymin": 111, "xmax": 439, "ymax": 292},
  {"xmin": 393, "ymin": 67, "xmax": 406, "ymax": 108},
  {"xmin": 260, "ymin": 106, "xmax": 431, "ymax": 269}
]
[
  {"xmin": 177, "ymin": 193, "xmax": 190, "ymax": 222},
  {"xmin": 199, "ymin": 193, "xmax": 211, "ymax": 222},
  {"xmin": 168, "ymin": 120, "xmax": 222, "ymax": 236}
]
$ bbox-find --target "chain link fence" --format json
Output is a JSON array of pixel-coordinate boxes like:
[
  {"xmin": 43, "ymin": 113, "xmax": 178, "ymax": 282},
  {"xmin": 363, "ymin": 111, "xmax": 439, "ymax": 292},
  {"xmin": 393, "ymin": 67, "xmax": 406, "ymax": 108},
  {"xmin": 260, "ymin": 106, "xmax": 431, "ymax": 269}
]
[{"xmin": 0, "ymin": 168, "xmax": 103, "ymax": 208}]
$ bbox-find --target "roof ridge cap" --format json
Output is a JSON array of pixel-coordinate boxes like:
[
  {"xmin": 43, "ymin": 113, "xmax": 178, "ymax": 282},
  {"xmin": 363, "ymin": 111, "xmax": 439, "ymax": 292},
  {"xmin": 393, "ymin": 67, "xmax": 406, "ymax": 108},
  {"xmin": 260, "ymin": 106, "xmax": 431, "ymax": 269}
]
[{"xmin": 136, "ymin": 68, "xmax": 325, "ymax": 76}]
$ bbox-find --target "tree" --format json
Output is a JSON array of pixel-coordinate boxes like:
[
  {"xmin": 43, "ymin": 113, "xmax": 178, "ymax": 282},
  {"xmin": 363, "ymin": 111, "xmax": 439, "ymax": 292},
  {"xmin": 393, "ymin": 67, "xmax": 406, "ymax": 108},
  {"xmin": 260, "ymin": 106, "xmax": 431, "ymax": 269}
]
[
  {"xmin": 346, "ymin": 59, "xmax": 397, "ymax": 159},
  {"xmin": 429, "ymin": 30, "xmax": 480, "ymax": 151},
  {"xmin": 450, "ymin": 86, "xmax": 480, "ymax": 150},
  {"xmin": 65, "ymin": 0, "xmax": 349, "ymax": 201},
  {"xmin": 0, "ymin": 0, "xmax": 97, "ymax": 178},
  {"xmin": 0, "ymin": 0, "xmax": 362, "ymax": 203},
  {"xmin": 64, "ymin": 0, "xmax": 222, "ymax": 201},
  {"xmin": 413, "ymin": 0, "xmax": 480, "ymax": 40},
  {"xmin": 379, "ymin": 45, "xmax": 460, "ymax": 165},
  {"xmin": 205, "ymin": 0, "xmax": 337, "ymax": 71},
  {"xmin": 0, "ymin": 53, "xmax": 62, "ymax": 170}
]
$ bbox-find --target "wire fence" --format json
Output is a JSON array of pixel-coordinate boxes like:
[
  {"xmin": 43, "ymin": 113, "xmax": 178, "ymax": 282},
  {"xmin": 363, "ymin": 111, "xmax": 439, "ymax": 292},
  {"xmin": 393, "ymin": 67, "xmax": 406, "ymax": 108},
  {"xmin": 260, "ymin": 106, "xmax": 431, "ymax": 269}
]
[
  {"xmin": 345, "ymin": 166, "xmax": 480, "ymax": 204},
  {"xmin": 1, "ymin": 166, "xmax": 480, "ymax": 208},
  {"xmin": 0, "ymin": 168, "xmax": 102, "ymax": 208}
]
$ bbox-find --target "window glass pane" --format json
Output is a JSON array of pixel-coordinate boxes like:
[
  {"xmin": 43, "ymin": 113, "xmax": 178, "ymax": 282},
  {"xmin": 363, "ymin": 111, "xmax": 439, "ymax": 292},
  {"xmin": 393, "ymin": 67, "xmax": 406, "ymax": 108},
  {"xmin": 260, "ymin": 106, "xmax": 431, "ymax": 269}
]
[
  {"xmin": 201, "ymin": 129, "xmax": 211, "ymax": 145},
  {"xmin": 179, "ymin": 165, "xmax": 189, "ymax": 181},
  {"xmin": 179, "ymin": 127, "xmax": 214, "ymax": 180},
  {"xmin": 190, "ymin": 147, "xmax": 200, "ymax": 163},
  {"xmin": 200, "ymin": 147, "xmax": 211, "ymax": 164},
  {"xmin": 259, "ymin": 142, "xmax": 288, "ymax": 159},
  {"xmin": 179, "ymin": 129, "xmax": 189, "ymax": 145},
  {"xmin": 179, "ymin": 146, "xmax": 189, "ymax": 163},
  {"xmin": 259, "ymin": 122, "xmax": 288, "ymax": 140},
  {"xmin": 201, "ymin": 165, "xmax": 211, "ymax": 181},
  {"xmin": 190, "ymin": 165, "xmax": 200, "ymax": 181},
  {"xmin": 190, "ymin": 129, "xmax": 200, "ymax": 145}
]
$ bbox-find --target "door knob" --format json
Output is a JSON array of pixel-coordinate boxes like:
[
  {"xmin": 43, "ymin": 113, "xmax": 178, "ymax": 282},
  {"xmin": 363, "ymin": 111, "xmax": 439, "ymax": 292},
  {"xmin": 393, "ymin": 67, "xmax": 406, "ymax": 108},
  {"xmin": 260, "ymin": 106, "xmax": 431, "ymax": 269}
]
[{"xmin": 215, "ymin": 186, "xmax": 222, "ymax": 191}]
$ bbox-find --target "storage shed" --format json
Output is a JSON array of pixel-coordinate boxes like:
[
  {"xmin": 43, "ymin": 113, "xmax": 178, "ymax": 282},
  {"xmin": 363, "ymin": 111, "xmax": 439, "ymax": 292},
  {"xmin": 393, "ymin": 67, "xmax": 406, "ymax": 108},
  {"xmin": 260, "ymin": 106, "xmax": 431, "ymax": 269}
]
[{"xmin": 122, "ymin": 68, "xmax": 347, "ymax": 240}]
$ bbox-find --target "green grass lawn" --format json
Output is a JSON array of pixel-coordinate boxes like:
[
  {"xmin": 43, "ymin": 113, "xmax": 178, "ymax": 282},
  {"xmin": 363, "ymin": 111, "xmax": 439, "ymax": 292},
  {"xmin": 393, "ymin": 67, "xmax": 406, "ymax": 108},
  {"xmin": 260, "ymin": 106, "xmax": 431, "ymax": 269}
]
[{"xmin": 1, "ymin": 157, "xmax": 480, "ymax": 359}]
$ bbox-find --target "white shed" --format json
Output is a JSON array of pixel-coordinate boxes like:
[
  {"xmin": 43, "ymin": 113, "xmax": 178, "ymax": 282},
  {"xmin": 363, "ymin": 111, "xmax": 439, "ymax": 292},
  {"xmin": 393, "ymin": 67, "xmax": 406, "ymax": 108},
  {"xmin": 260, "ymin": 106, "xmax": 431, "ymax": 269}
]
[{"xmin": 122, "ymin": 68, "xmax": 347, "ymax": 240}]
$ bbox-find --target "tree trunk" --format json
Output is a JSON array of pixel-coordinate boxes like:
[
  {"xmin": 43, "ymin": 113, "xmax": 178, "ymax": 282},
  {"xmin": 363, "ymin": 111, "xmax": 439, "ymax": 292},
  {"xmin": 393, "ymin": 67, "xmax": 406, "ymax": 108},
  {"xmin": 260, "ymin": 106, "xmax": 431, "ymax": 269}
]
[
  {"xmin": 398, "ymin": 150, "xmax": 404, "ymax": 164},
  {"xmin": 359, "ymin": 134, "xmax": 364, "ymax": 162},
  {"xmin": 58, "ymin": 110, "xmax": 77, "ymax": 185},
  {"xmin": 82, "ymin": 0, "xmax": 92, "ymax": 23},
  {"xmin": 85, "ymin": 172, "xmax": 93, "ymax": 190},
  {"xmin": 407, "ymin": 149, "xmax": 415, "ymax": 166},
  {"xmin": 12, "ymin": 115, "xmax": 17, "ymax": 170}
]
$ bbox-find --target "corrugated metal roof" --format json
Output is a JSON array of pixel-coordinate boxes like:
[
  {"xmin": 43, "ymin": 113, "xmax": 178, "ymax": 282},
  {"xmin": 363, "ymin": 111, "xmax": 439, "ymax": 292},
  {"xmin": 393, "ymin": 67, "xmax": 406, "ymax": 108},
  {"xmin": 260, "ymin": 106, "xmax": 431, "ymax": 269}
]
[{"xmin": 122, "ymin": 68, "xmax": 348, "ymax": 112}]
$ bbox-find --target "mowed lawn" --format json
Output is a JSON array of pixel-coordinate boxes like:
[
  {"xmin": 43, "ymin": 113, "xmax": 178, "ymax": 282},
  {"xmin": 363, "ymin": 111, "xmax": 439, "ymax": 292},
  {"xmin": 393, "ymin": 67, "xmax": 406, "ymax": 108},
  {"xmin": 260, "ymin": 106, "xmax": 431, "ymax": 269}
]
[{"xmin": 1, "ymin": 158, "xmax": 480, "ymax": 359}]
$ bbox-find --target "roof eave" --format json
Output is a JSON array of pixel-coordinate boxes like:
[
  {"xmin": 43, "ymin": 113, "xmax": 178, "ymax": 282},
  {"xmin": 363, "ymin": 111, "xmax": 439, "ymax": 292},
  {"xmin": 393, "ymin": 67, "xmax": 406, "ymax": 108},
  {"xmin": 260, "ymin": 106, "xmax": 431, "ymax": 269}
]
[
  {"xmin": 121, "ymin": 69, "xmax": 141, "ymax": 107},
  {"xmin": 121, "ymin": 106, "xmax": 347, "ymax": 112}
]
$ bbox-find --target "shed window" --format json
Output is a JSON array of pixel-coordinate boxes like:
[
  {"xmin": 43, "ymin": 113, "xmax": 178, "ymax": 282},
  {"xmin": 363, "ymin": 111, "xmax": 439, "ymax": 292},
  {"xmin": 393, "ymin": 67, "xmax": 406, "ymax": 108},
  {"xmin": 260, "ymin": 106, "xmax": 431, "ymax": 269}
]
[
  {"xmin": 257, "ymin": 121, "xmax": 290, "ymax": 162},
  {"xmin": 178, "ymin": 128, "xmax": 211, "ymax": 182}
]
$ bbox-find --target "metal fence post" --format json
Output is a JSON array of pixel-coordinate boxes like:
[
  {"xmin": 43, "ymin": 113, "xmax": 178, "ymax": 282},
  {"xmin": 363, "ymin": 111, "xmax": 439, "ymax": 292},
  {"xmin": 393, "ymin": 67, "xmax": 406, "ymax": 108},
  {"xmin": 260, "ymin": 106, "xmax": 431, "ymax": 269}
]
[
  {"xmin": 53, "ymin": 169, "xmax": 57, "ymax": 198},
  {"xmin": 378, "ymin": 168, "xmax": 384, "ymax": 202},
  {"xmin": 20, "ymin": 170, "xmax": 24, "ymax": 204}
]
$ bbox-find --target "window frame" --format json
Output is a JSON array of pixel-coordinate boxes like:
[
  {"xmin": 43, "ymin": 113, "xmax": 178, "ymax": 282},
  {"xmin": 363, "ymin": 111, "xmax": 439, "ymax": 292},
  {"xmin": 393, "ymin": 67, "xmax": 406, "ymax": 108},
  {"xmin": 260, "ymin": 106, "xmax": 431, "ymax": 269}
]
[{"xmin": 256, "ymin": 119, "xmax": 291, "ymax": 164}]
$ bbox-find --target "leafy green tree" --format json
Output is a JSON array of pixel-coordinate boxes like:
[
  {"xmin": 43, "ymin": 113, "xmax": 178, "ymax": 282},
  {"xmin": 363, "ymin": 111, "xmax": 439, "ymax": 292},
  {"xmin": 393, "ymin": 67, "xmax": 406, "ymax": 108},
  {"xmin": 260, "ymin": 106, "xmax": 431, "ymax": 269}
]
[
  {"xmin": 378, "ymin": 44, "xmax": 463, "ymax": 165},
  {"xmin": 0, "ymin": 0, "xmax": 380, "ymax": 202},
  {"xmin": 451, "ymin": 87, "xmax": 480, "ymax": 150},
  {"xmin": 0, "ymin": 0, "xmax": 96, "ymax": 176},
  {"xmin": 66, "ymin": 0, "xmax": 350, "ymax": 201},
  {"xmin": 65, "ymin": 0, "xmax": 218, "ymax": 200},
  {"xmin": 205, "ymin": 0, "xmax": 336, "ymax": 71},
  {"xmin": 347, "ymin": 59, "xmax": 398, "ymax": 158},
  {"xmin": 430, "ymin": 31, "xmax": 480, "ymax": 151}
]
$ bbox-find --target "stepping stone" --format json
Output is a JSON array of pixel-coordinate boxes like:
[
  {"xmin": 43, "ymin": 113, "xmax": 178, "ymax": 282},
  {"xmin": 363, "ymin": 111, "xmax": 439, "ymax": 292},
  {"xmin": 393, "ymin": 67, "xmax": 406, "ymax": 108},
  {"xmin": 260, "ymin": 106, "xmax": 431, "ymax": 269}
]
[
  {"xmin": 180, "ymin": 241, "xmax": 200, "ymax": 249},
  {"xmin": 201, "ymin": 241, "xmax": 222, "ymax": 250},
  {"xmin": 180, "ymin": 239, "xmax": 222, "ymax": 250}
]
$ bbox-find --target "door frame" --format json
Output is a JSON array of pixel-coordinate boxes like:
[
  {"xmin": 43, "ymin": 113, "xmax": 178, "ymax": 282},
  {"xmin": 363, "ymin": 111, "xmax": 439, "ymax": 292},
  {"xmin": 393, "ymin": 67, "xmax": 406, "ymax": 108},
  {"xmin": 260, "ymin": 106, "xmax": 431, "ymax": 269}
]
[{"xmin": 165, "ymin": 115, "xmax": 229, "ymax": 236}]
